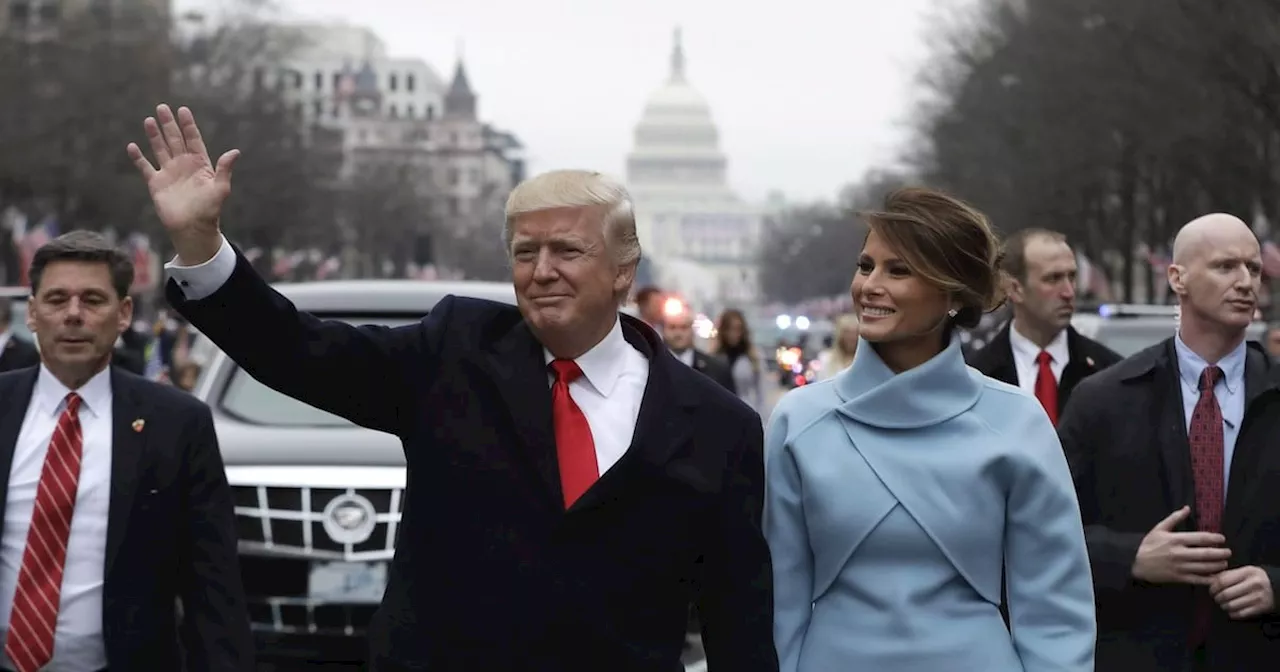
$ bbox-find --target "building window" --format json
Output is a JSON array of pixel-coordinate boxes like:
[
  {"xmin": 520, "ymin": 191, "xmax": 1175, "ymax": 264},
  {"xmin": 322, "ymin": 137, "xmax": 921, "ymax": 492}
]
[
  {"xmin": 314, "ymin": 71, "xmax": 323, "ymax": 90},
  {"xmin": 426, "ymin": 105, "xmax": 435, "ymax": 120},
  {"xmin": 389, "ymin": 74, "xmax": 398, "ymax": 91},
  {"xmin": 447, "ymin": 169, "xmax": 459, "ymax": 186},
  {"xmin": 405, "ymin": 104, "xmax": 415, "ymax": 119},
  {"xmin": 37, "ymin": 0, "xmax": 58, "ymax": 23},
  {"xmin": 406, "ymin": 74, "xmax": 416, "ymax": 92}
]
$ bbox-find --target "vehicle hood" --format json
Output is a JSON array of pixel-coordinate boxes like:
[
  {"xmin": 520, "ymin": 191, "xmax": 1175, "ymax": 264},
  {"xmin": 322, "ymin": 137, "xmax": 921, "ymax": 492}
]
[{"xmin": 213, "ymin": 417, "xmax": 406, "ymax": 466}]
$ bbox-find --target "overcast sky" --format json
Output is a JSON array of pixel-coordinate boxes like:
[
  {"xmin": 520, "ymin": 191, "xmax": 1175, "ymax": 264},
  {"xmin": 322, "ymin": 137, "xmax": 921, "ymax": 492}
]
[{"xmin": 178, "ymin": 0, "xmax": 952, "ymax": 203}]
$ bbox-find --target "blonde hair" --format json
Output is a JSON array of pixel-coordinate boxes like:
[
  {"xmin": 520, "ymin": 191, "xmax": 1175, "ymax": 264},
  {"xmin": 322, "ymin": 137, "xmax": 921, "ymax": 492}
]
[
  {"xmin": 831, "ymin": 313, "xmax": 859, "ymax": 369},
  {"xmin": 504, "ymin": 169, "xmax": 641, "ymax": 266}
]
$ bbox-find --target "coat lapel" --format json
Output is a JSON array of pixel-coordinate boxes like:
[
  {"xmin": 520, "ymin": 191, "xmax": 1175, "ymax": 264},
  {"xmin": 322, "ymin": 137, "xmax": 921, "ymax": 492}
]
[
  {"xmin": 1222, "ymin": 345, "xmax": 1278, "ymax": 538},
  {"xmin": 0, "ymin": 369, "xmax": 39, "ymax": 523},
  {"xmin": 1150, "ymin": 341, "xmax": 1195, "ymax": 516},
  {"xmin": 981, "ymin": 326, "xmax": 1019, "ymax": 386},
  {"xmin": 105, "ymin": 368, "xmax": 150, "ymax": 574},
  {"xmin": 1058, "ymin": 328, "xmax": 1099, "ymax": 414},
  {"xmin": 482, "ymin": 319, "xmax": 561, "ymax": 511},
  {"xmin": 568, "ymin": 318, "xmax": 696, "ymax": 515}
]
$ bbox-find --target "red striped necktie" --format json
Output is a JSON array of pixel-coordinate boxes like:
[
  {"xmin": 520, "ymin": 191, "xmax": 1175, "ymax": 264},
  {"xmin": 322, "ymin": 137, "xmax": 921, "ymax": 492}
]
[{"xmin": 5, "ymin": 392, "xmax": 84, "ymax": 672}]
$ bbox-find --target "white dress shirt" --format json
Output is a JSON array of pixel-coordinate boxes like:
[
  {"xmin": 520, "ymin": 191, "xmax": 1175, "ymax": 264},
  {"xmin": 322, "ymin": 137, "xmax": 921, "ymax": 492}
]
[
  {"xmin": 545, "ymin": 320, "xmax": 649, "ymax": 476},
  {"xmin": 1008, "ymin": 322, "xmax": 1069, "ymax": 395},
  {"xmin": 671, "ymin": 348, "xmax": 695, "ymax": 367},
  {"xmin": 167, "ymin": 235, "xmax": 652, "ymax": 477},
  {"xmin": 0, "ymin": 365, "xmax": 113, "ymax": 672},
  {"xmin": 0, "ymin": 330, "xmax": 11, "ymax": 354}
]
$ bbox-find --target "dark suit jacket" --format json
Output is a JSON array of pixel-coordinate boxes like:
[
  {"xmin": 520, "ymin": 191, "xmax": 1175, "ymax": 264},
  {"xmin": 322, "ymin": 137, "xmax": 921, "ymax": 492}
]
[
  {"xmin": 967, "ymin": 323, "xmax": 1123, "ymax": 415},
  {"xmin": 683, "ymin": 348, "xmax": 736, "ymax": 394},
  {"xmin": 166, "ymin": 251, "xmax": 778, "ymax": 672},
  {"xmin": 0, "ymin": 335, "xmax": 39, "ymax": 373},
  {"xmin": 1059, "ymin": 339, "xmax": 1280, "ymax": 671},
  {"xmin": 0, "ymin": 366, "xmax": 254, "ymax": 671}
]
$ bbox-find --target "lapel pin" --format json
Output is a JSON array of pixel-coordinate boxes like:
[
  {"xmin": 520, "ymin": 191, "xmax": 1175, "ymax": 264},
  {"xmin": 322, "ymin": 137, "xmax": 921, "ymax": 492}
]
[
  {"xmin": 1086, "ymin": 356, "xmax": 1095, "ymax": 367},
  {"xmin": 132, "ymin": 418, "xmax": 145, "ymax": 433}
]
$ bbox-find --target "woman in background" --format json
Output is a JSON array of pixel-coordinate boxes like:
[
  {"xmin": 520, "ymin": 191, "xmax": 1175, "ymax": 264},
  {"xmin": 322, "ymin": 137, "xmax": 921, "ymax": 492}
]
[
  {"xmin": 815, "ymin": 314, "xmax": 858, "ymax": 381},
  {"xmin": 765, "ymin": 187, "xmax": 1094, "ymax": 671},
  {"xmin": 713, "ymin": 309, "xmax": 769, "ymax": 414}
]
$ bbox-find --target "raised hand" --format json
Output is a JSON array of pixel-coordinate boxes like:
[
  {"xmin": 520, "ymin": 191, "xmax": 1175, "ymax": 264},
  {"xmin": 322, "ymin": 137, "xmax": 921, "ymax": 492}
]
[{"xmin": 127, "ymin": 104, "xmax": 239, "ymax": 265}]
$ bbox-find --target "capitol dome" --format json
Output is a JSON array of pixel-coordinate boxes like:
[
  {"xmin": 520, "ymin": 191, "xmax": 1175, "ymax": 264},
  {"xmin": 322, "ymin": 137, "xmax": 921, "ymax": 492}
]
[{"xmin": 627, "ymin": 28, "xmax": 729, "ymax": 189}]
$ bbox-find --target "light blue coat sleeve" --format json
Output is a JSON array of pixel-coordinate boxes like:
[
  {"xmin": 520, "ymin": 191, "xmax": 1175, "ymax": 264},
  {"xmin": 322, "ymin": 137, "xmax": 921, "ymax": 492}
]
[
  {"xmin": 763, "ymin": 409, "xmax": 813, "ymax": 672},
  {"xmin": 1004, "ymin": 410, "xmax": 1097, "ymax": 672}
]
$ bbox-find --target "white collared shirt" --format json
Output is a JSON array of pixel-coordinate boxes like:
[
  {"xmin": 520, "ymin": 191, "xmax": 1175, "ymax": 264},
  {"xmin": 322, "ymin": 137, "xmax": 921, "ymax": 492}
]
[
  {"xmin": 545, "ymin": 319, "xmax": 649, "ymax": 476},
  {"xmin": 0, "ymin": 329, "xmax": 11, "ymax": 354},
  {"xmin": 671, "ymin": 348, "xmax": 695, "ymax": 367},
  {"xmin": 1008, "ymin": 322, "xmax": 1070, "ymax": 395},
  {"xmin": 0, "ymin": 365, "xmax": 113, "ymax": 672}
]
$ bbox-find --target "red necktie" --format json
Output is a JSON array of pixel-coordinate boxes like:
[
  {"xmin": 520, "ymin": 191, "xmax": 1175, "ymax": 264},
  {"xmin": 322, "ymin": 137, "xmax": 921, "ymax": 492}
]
[
  {"xmin": 1034, "ymin": 350, "xmax": 1059, "ymax": 426},
  {"xmin": 550, "ymin": 360, "xmax": 598, "ymax": 508},
  {"xmin": 1189, "ymin": 365, "xmax": 1225, "ymax": 647},
  {"xmin": 6, "ymin": 393, "xmax": 83, "ymax": 672}
]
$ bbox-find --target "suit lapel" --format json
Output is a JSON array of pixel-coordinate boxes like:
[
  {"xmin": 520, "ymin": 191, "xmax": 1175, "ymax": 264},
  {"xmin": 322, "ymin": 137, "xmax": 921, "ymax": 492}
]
[
  {"xmin": 105, "ymin": 368, "xmax": 150, "ymax": 574},
  {"xmin": 1058, "ymin": 328, "xmax": 1099, "ymax": 414},
  {"xmin": 569, "ymin": 319, "xmax": 696, "ymax": 515},
  {"xmin": 482, "ymin": 320, "xmax": 561, "ymax": 511},
  {"xmin": 0, "ymin": 369, "xmax": 39, "ymax": 524}
]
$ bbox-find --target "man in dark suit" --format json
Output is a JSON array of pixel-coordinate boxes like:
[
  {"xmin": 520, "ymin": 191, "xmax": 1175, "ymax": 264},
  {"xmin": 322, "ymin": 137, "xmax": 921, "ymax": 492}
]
[
  {"xmin": 129, "ymin": 104, "xmax": 777, "ymax": 671},
  {"xmin": 0, "ymin": 231, "xmax": 253, "ymax": 672},
  {"xmin": 0, "ymin": 299, "xmax": 39, "ymax": 373},
  {"xmin": 664, "ymin": 306, "xmax": 735, "ymax": 394},
  {"xmin": 968, "ymin": 228, "xmax": 1122, "ymax": 424},
  {"xmin": 1059, "ymin": 213, "xmax": 1280, "ymax": 671}
]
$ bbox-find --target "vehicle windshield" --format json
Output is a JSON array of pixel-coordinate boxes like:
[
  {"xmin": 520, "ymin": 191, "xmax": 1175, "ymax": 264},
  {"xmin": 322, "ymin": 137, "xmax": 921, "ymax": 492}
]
[{"xmin": 218, "ymin": 314, "xmax": 420, "ymax": 428}]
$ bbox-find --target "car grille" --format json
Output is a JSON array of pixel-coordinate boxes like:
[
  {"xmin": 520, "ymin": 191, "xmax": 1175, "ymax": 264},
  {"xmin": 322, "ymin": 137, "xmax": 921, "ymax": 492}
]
[
  {"xmin": 232, "ymin": 485, "xmax": 402, "ymax": 560},
  {"xmin": 227, "ymin": 468, "xmax": 405, "ymax": 637}
]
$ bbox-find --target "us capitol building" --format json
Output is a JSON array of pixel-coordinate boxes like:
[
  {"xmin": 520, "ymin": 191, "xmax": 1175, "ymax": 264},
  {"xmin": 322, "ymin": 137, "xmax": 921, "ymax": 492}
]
[{"xmin": 626, "ymin": 29, "xmax": 764, "ymax": 309}]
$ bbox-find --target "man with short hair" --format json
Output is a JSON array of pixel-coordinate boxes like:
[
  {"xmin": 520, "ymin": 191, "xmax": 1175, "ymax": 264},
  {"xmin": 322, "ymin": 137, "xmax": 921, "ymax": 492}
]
[
  {"xmin": 665, "ymin": 307, "xmax": 735, "ymax": 393},
  {"xmin": 969, "ymin": 228, "xmax": 1121, "ymax": 425},
  {"xmin": 0, "ymin": 299, "xmax": 38, "ymax": 373},
  {"xmin": 129, "ymin": 104, "xmax": 777, "ymax": 671},
  {"xmin": 1060, "ymin": 213, "xmax": 1280, "ymax": 671},
  {"xmin": 634, "ymin": 285, "xmax": 666, "ymax": 334},
  {"xmin": 0, "ymin": 230, "xmax": 253, "ymax": 672}
]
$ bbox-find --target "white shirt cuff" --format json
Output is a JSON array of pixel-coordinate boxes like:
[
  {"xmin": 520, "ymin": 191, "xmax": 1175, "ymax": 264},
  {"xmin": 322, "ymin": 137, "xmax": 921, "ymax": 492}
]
[{"xmin": 164, "ymin": 235, "xmax": 236, "ymax": 301}]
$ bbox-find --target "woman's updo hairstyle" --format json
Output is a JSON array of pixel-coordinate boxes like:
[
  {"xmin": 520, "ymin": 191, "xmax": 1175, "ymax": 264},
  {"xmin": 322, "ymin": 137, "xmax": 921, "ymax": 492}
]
[{"xmin": 858, "ymin": 187, "xmax": 1005, "ymax": 329}]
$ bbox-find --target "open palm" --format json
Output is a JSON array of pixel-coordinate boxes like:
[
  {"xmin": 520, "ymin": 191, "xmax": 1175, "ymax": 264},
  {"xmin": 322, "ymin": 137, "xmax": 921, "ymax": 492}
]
[{"xmin": 127, "ymin": 104, "xmax": 239, "ymax": 237}]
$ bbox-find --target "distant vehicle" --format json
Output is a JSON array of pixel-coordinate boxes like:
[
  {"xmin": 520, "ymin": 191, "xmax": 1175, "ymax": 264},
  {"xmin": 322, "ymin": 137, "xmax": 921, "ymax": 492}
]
[
  {"xmin": 191, "ymin": 279, "xmax": 517, "ymax": 667},
  {"xmin": 1071, "ymin": 303, "xmax": 1266, "ymax": 358},
  {"xmin": 0, "ymin": 286, "xmax": 31, "ymax": 341}
]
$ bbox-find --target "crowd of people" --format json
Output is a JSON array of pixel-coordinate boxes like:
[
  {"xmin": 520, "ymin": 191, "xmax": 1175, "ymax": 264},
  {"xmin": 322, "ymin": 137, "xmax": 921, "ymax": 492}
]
[{"xmin": 0, "ymin": 101, "xmax": 1275, "ymax": 672}]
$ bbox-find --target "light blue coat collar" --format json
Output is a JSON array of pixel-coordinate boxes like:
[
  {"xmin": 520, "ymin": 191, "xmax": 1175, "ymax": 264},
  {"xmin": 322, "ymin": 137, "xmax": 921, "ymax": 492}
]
[{"xmin": 834, "ymin": 334, "xmax": 982, "ymax": 429}]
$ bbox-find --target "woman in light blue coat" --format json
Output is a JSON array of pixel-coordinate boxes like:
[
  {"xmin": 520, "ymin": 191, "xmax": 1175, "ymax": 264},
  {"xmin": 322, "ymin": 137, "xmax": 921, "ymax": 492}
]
[{"xmin": 765, "ymin": 187, "xmax": 1095, "ymax": 672}]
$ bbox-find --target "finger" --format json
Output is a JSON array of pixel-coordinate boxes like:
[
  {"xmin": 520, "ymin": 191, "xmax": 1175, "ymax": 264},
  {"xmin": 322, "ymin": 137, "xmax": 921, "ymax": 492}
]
[
  {"xmin": 1177, "ymin": 572, "xmax": 1217, "ymax": 586},
  {"xmin": 1181, "ymin": 561, "xmax": 1230, "ymax": 577},
  {"xmin": 156, "ymin": 104, "xmax": 188, "ymax": 156},
  {"xmin": 1172, "ymin": 531, "xmax": 1227, "ymax": 547},
  {"xmin": 1155, "ymin": 506, "xmax": 1191, "ymax": 531},
  {"xmin": 1213, "ymin": 580, "xmax": 1252, "ymax": 604},
  {"xmin": 144, "ymin": 117, "xmax": 171, "ymax": 166},
  {"xmin": 214, "ymin": 149, "xmax": 239, "ymax": 188},
  {"xmin": 177, "ymin": 106, "xmax": 210, "ymax": 162},
  {"xmin": 126, "ymin": 143, "xmax": 157, "ymax": 180},
  {"xmin": 1225, "ymin": 595, "xmax": 1261, "ymax": 619},
  {"xmin": 1173, "ymin": 546, "xmax": 1231, "ymax": 561}
]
